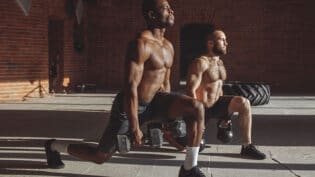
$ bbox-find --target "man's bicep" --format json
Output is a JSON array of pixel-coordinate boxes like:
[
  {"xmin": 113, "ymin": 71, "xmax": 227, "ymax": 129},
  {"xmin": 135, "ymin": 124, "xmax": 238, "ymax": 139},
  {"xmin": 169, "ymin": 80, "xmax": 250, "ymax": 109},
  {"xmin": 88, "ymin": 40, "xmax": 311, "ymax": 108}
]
[
  {"xmin": 186, "ymin": 63, "xmax": 203, "ymax": 97},
  {"xmin": 188, "ymin": 62, "xmax": 204, "ymax": 87},
  {"xmin": 126, "ymin": 40, "xmax": 150, "ymax": 85},
  {"xmin": 127, "ymin": 61, "xmax": 144, "ymax": 86}
]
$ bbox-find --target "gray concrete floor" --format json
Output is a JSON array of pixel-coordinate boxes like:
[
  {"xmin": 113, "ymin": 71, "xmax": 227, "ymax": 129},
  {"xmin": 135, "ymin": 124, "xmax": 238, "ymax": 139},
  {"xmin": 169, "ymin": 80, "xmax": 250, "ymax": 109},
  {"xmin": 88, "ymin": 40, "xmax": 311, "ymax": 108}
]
[{"xmin": 0, "ymin": 93, "xmax": 315, "ymax": 177}]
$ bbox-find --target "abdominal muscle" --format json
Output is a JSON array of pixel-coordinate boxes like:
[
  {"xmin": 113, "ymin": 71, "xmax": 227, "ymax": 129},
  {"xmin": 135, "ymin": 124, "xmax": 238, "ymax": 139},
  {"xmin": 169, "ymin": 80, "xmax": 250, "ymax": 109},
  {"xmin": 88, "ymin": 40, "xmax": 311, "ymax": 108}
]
[
  {"xmin": 196, "ymin": 80, "xmax": 223, "ymax": 108},
  {"xmin": 137, "ymin": 69, "xmax": 166, "ymax": 104}
]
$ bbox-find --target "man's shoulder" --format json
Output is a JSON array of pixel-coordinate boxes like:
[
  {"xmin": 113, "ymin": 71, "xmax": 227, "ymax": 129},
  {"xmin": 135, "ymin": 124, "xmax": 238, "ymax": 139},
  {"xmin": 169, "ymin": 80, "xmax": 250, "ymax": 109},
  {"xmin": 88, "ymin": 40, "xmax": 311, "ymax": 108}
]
[
  {"xmin": 163, "ymin": 38, "xmax": 174, "ymax": 49},
  {"xmin": 190, "ymin": 56, "xmax": 209, "ymax": 71},
  {"xmin": 138, "ymin": 30, "xmax": 153, "ymax": 42},
  {"xmin": 194, "ymin": 56, "xmax": 209, "ymax": 66},
  {"xmin": 128, "ymin": 33, "xmax": 152, "ymax": 51}
]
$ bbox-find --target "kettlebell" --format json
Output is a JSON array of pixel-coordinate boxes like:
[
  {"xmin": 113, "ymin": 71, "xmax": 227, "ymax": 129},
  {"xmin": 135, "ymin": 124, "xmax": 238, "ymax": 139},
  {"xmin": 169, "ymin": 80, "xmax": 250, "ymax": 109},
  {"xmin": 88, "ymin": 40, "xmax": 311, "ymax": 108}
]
[{"xmin": 217, "ymin": 120, "xmax": 233, "ymax": 143}]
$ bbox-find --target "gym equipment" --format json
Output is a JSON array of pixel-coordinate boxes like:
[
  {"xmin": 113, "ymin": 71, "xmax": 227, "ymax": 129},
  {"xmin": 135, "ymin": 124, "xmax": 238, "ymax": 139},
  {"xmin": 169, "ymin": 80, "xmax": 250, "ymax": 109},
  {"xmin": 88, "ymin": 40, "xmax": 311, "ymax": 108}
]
[
  {"xmin": 176, "ymin": 136, "xmax": 207, "ymax": 152},
  {"xmin": 223, "ymin": 81, "xmax": 271, "ymax": 106},
  {"xmin": 117, "ymin": 134, "xmax": 131, "ymax": 154},
  {"xmin": 199, "ymin": 138, "xmax": 206, "ymax": 152},
  {"xmin": 147, "ymin": 123, "xmax": 164, "ymax": 148},
  {"xmin": 165, "ymin": 120, "xmax": 187, "ymax": 138},
  {"xmin": 216, "ymin": 120, "xmax": 233, "ymax": 143}
]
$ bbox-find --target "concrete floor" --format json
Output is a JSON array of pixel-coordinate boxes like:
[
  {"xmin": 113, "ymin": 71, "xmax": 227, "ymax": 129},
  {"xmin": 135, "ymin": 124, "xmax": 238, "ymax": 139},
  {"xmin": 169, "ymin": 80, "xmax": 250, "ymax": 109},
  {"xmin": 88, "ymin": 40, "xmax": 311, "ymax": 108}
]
[{"xmin": 0, "ymin": 93, "xmax": 315, "ymax": 177}]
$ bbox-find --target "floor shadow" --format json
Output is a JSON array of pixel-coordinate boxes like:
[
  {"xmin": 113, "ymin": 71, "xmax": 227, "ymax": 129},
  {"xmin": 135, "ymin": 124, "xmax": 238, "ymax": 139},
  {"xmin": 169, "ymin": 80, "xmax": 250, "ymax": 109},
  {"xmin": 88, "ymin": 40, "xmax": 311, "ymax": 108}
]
[
  {"xmin": 132, "ymin": 146, "xmax": 185, "ymax": 153},
  {"xmin": 1, "ymin": 109, "xmax": 315, "ymax": 146},
  {"xmin": 114, "ymin": 153, "xmax": 176, "ymax": 159},
  {"xmin": 0, "ymin": 110, "xmax": 109, "ymax": 141},
  {"xmin": 0, "ymin": 160, "xmax": 47, "ymax": 169},
  {"xmin": 204, "ymin": 114, "xmax": 315, "ymax": 146},
  {"xmin": 108, "ymin": 157, "xmax": 315, "ymax": 170},
  {"xmin": 202, "ymin": 152, "xmax": 241, "ymax": 159},
  {"xmin": 0, "ymin": 138, "xmax": 314, "ymax": 171},
  {"xmin": 0, "ymin": 168, "xmax": 108, "ymax": 177}
]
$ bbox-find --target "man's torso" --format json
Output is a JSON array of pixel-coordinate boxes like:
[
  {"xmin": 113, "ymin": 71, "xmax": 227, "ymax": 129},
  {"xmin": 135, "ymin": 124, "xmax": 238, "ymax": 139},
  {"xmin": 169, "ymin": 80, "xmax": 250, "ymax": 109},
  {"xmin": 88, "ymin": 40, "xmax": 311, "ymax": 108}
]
[
  {"xmin": 137, "ymin": 34, "xmax": 174, "ymax": 104},
  {"xmin": 196, "ymin": 56, "xmax": 227, "ymax": 107}
]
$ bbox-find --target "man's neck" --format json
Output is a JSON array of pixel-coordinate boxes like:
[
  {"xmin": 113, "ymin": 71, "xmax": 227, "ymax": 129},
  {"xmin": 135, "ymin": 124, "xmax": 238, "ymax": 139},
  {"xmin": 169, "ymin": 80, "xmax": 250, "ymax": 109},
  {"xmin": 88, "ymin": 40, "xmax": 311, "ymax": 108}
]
[
  {"xmin": 150, "ymin": 28, "xmax": 166, "ymax": 41},
  {"xmin": 204, "ymin": 52, "xmax": 220, "ymax": 61}
]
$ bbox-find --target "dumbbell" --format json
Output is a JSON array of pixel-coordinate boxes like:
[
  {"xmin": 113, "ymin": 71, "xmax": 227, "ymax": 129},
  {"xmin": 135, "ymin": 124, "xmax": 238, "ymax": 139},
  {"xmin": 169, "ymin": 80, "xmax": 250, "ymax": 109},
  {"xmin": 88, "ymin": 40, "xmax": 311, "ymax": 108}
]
[
  {"xmin": 147, "ymin": 120, "xmax": 187, "ymax": 147},
  {"xmin": 175, "ymin": 135, "xmax": 207, "ymax": 152},
  {"xmin": 166, "ymin": 120, "xmax": 187, "ymax": 138},
  {"xmin": 117, "ymin": 134, "xmax": 131, "ymax": 154},
  {"xmin": 147, "ymin": 123, "xmax": 164, "ymax": 148},
  {"xmin": 217, "ymin": 120, "xmax": 233, "ymax": 143}
]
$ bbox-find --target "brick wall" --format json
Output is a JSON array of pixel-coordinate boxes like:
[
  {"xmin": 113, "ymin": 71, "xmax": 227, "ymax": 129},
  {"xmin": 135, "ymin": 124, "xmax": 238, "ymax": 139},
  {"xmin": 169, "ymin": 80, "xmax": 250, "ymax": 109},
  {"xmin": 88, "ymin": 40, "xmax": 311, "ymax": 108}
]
[
  {"xmin": 2, "ymin": 0, "xmax": 315, "ymax": 101},
  {"xmin": 86, "ymin": 0, "xmax": 315, "ymax": 94},
  {"xmin": 0, "ymin": 0, "xmax": 87, "ymax": 102}
]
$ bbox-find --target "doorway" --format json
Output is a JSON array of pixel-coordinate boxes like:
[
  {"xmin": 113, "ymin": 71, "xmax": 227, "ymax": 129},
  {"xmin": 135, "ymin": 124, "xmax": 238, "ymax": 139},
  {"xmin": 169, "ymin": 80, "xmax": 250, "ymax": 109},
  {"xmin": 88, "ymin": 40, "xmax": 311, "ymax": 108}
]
[
  {"xmin": 48, "ymin": 19, "xmax": 64, "ymax": 93},
  {"xmin": 180, "ymin": 24, "xmax": 214, "ymax": 79}
]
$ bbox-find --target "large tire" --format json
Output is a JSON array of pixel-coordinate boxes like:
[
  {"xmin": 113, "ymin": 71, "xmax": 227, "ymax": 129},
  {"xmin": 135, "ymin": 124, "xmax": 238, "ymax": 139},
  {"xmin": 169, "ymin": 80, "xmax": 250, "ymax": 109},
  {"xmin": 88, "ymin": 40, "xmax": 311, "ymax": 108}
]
[{"xmin": 223, "ymin": 81, "xmax": 271, "ymax": 106}]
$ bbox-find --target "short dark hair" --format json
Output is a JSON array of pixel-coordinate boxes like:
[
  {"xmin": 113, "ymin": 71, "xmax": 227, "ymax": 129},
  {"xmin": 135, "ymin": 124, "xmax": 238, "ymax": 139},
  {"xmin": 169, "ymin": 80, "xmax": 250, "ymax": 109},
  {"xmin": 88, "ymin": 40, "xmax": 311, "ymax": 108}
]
[
  {"xmin": 142, "ymin": 0, "xmax": 157, "ymax": 22},
  {"xmin": 204, "ymin": 27, "xmax": 221, "ymax": 42}
]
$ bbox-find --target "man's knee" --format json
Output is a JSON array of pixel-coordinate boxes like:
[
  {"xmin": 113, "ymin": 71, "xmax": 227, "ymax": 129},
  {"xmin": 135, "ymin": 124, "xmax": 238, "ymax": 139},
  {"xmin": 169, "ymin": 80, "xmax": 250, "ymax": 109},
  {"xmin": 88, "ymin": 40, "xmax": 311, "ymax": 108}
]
[
  {"xmin": 190, "ymin": 99, "xmax": 204, "ymax": 121},
  {"xmin": 184, "ymin": 99, "xmax": 205, "ymax": 132},
  {"xmin": 233, "ymin": 96, "xmax": 250, "ymax": 112}
]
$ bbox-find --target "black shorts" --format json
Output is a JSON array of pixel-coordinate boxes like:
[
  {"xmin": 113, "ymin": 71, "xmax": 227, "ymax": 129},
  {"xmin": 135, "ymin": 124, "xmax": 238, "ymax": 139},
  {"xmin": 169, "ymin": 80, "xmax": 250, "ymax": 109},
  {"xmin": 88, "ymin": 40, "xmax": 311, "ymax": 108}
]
[
  {"xmin": 97, "ymin": 91, "xmax": 180, "ymax": 153},
  {"xmin": 205, "ymin": 96, "xmax": 234, "ymax": 123}
]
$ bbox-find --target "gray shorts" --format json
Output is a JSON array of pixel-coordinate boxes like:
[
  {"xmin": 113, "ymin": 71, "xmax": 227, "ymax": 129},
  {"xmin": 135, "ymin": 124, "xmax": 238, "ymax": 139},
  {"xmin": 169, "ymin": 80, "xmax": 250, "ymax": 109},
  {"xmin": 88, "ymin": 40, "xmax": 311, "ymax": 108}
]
[
  {"xmin": 205, "ymin": 96, "xmax": 234, "ymax": 123},
  {"xmin": 97, "ymin": 91, "xmax": 180, "ymax": 153}
]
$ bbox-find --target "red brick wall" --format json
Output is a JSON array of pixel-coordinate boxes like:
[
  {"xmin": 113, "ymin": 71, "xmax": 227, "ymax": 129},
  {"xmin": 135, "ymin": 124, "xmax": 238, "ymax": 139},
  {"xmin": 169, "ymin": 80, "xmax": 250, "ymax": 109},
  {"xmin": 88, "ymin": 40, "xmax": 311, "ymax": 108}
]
[
  {"xmin": 86, "ymin": 0, "xmax": 315, "ymax": 94},
  {"xmin": 0, "ymin": 0, "xmax": 87, "ymax": 101},
  {"xmin": 2, "ymin": 0, "xmax": 315, "ymax": 101},
  {"xmin": 85, "ymin": 1, "xmax": 144, "ymax": 89}
]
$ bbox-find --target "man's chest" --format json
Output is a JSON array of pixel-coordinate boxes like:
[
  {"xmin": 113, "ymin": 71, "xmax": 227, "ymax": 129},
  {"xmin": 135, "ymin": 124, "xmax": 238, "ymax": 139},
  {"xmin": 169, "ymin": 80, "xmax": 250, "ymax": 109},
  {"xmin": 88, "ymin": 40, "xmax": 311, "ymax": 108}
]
[
  {"xmin": 146, "ymin": 46, "xmax": 173, "ymax": 69},
  {"xmin": 203, "ymin": 63, "xmax": 227, "ymax": 82}
]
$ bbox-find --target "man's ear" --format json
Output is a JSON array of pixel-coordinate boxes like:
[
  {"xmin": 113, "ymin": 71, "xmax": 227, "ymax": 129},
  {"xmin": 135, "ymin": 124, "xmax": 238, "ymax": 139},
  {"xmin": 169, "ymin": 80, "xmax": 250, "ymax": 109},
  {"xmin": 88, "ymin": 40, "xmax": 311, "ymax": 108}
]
[{"xmin": 207, "ymin": 40, "xmax": 214, "ymax": 48}]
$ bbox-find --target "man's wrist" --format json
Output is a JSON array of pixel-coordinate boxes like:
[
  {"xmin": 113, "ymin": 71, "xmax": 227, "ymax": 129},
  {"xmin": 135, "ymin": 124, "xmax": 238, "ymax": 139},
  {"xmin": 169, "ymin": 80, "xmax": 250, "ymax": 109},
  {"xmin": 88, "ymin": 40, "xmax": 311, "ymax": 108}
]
[{"xmin": 130, "ymin": 126, "xmax": 140, "ymax": 132}]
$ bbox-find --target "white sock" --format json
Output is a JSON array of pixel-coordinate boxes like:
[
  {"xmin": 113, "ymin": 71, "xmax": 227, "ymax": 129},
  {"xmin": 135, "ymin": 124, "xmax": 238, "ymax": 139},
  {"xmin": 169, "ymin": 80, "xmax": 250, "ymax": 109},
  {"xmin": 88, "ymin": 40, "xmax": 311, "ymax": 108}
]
[
  {"xmin": 51, "ymin": 141, "xmax": 69, "ymax": 154},
  {"xmin": 184, "ymin": 146, "xmax": 200, "ymax": 170}
]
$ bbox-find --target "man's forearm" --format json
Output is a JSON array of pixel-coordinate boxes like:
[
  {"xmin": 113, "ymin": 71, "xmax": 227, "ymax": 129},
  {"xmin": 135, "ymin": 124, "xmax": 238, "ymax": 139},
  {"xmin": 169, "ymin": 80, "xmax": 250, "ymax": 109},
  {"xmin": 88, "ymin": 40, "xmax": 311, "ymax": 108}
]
[
  {"xmin": 186, "ymin": 87, "xmax": 196, "ymax": 99},
  {"xmin": 125, "ymin": 88, "xmax": 140, "ymax": 132},
  {"xmin": 164, "ymin": 82, "xmax": 171, "ymax": 93},
  {"xmin": 159, "ymin": 82, "xmax": 171, "ymax": 93}
]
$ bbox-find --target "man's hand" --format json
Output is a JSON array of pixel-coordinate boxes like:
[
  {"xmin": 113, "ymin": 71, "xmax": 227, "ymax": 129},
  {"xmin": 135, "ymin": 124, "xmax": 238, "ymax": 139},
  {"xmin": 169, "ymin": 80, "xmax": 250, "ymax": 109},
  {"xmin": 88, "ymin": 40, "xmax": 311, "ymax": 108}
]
[{"xmin": 131, "ymin": 128, "xmax": 144, "ymax": 147}]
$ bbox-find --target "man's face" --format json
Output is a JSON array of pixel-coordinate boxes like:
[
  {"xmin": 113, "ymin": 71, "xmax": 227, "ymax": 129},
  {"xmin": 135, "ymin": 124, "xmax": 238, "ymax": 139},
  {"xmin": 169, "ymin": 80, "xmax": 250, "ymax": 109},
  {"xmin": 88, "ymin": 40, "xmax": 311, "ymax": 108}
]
[
  {"xmin": 212, "ymin": 31, "xmax": 228, "ymax": 55},
  {"xmin": 153, "ymin": 0, "xmax": 175, "ymax": 27}
]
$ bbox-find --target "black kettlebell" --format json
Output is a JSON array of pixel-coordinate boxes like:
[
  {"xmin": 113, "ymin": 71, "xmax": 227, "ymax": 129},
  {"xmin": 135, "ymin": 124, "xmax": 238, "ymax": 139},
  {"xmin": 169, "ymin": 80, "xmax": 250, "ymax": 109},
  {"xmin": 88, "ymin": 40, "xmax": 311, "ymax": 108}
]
[
  {"xmin": 176, "ymin": 136, "xmax": 207, "ymax": 152},
  {"xmin": 199, "ymin": 138, "xmax": 206, "ymax": 152},
  {"xmin": 170, "ymin": 120, "xmax": 187, "ymax": 138},
  {"xmin": 217, "ymin": 120, "xmax": 233, "ymax": 143}
]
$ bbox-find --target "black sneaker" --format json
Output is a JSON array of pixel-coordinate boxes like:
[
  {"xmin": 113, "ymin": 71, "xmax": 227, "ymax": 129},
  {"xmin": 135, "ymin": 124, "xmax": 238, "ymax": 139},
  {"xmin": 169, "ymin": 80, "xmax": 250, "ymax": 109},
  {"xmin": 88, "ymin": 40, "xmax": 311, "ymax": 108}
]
[
  {"xmin": 45, "ymin": 139, "xmax": 65, "ymax": 169},
  {"xmin": 240, "ymin": 144, "xmax": 266, "ymax": 160},
  {"xmin": 179, "ymin": 165, "xmax": 206, "ymax": 177}
]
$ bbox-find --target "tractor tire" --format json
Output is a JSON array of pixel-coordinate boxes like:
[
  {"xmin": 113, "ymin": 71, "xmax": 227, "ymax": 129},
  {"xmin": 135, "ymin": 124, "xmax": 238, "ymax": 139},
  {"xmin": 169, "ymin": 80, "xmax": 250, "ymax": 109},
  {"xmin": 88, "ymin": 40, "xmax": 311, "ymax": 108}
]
[{"xmin": 223, "ymin": 81, "xmax": 271, "ymax": 106}]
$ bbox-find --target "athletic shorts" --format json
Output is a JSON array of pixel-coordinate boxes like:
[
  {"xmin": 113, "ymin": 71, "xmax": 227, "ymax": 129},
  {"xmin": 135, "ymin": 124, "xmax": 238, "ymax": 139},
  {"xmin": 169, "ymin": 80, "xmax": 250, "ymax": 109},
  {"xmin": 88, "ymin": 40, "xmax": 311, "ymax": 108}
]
[
  {"xmin": 204, "ymin": 96, "xmax": 234, "ymax": 123},
  {"xmin": 97, "ymin": 91, "xmax": 180, "ymax": 153}
]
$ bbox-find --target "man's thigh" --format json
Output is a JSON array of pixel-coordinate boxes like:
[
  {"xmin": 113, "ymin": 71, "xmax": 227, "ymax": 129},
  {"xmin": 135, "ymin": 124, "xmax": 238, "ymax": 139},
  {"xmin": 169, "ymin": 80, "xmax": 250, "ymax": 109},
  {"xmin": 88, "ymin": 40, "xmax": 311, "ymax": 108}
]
[
  {"xmin": 205, "ymin": 96, "xmax": 234, "ymax": 123},
  {"xmin": 98, "ymin": 92, "xmax": 129, "ymax": 153},
  {"xmin": 149, "ymin": 92, "xmax": 198, "ymax": 120}
]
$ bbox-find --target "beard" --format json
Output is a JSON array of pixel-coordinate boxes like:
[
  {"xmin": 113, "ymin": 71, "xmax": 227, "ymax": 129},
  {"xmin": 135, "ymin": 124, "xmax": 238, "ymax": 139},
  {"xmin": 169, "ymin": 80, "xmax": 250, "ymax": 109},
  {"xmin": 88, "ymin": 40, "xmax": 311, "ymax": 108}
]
[
  {"xmin": 160, "ymin": 16, "xmax": 175, "ymax": 27},
  {"xmin": 213, "ymin": 45, "xmax": 227, "ymax": 55}
]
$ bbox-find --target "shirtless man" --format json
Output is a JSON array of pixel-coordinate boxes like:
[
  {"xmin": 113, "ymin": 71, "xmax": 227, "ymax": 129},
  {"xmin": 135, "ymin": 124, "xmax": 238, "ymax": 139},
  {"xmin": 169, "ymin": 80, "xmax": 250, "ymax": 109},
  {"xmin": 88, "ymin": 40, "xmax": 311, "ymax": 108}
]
[
  {"xmin": 186, "ymin": 29, "xmax": 266, "ymax": 160},
  {"xmin": 44, "ymin": 0, "xmax": 207, "ymax": 176}
]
